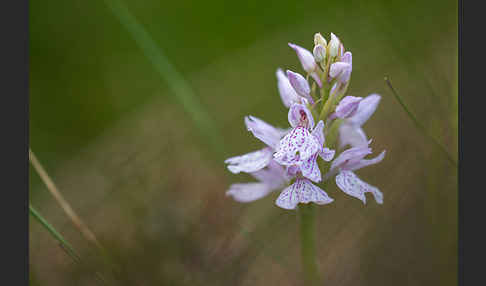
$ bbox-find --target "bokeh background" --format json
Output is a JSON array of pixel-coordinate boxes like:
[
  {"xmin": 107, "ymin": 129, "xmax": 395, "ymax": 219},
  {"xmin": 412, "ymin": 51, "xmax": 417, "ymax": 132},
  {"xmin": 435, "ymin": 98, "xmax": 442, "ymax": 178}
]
[{"xmin": 29, "ymin": 0, "xmax": 458, "ymax": 285}]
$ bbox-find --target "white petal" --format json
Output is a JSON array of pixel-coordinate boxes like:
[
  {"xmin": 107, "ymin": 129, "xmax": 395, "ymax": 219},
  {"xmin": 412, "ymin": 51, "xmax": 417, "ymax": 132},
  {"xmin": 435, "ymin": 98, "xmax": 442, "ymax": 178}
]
[
  {"xmin": 329, "ymin": 33, "xmax": 340, "ymax": 57},
  {"xmin": 273, "ymin": 127, "xmax": 320, "ymax": 166},
  {"xmin": 245, "ymin": 116, "xmax": 288, "ymax": 149},
  {"xmin": 338, "ymin": 123, "xmax": 368, "ymax": 149},
  {"xmin": 225, "ymin": 148, "xmax": 273, "ymax": 174},
  {"xmin": 226, "ymin": 183, "xmax": 273, "ymax": 203},
  {"xmin": 335, "ymin": 171, "xmax": 383, "ymax": 204}
]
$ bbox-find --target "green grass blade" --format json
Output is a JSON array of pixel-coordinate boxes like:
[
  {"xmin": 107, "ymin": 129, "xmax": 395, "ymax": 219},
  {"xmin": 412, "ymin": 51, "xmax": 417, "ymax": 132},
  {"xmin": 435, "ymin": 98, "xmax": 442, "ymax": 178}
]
[
  {"xmin": 30, "ymin": 204, "xmax": 109, "ymax": 285},
  {"xmin": 385, "ymin": 76, "xmax": 457, "ymax": 167},
  {"xmin": 30, "ymin": 204, "xmax": 81, "ymax": 261},
  {"xmin": 103, "ymin": 0, "xmax": 224, "ymax": 153}
]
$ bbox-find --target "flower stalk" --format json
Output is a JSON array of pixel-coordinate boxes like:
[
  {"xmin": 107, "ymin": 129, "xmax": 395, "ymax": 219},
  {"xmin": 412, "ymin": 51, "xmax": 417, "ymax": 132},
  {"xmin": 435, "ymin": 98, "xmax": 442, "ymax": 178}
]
[{"xmin": 299, "ymin": 203, "xmax": 319, "ymax": 286}]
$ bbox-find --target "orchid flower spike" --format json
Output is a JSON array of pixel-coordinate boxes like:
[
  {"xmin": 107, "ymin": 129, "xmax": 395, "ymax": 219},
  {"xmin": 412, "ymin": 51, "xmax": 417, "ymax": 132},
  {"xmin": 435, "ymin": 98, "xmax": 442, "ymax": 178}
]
[{"xmin": 225, "ymin": 32, "xmax": 386, "ymax": 210}]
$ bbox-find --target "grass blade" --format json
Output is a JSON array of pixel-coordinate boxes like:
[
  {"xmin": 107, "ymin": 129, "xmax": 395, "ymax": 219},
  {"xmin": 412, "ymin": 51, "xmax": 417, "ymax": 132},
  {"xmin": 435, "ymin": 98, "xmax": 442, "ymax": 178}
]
[
  {"xmin": 385, "ymin": 76, "xmax": 457, "ymax": 167},
  {"xmin": 30, "ymin": 204, "xmax": 108, "ymax": 285},
  {"xmin": 103, "ymin": 0, "xmax": 224, "ymax": 153}
]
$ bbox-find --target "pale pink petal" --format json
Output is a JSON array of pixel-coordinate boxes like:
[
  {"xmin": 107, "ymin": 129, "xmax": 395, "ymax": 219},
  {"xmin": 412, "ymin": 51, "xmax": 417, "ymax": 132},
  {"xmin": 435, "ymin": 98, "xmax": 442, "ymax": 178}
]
[
  {"xmin": 335, "ymin": 171, "xmax": 383, "ymax": 204},
  {"xmin": 320, "ymin": 148, "xmax": 335, "ymax": 162},
  {"xmin": 310, "ymin": 71, "xmax": 323, "ymax": 88},
  {"xmin": 348, "ymin": 94, "xmax": 381, "ymax": 126},
  {"xmin": 245, "ymin": 116, "xmax": 288, "ymax": 149},
  {"xmin": 342, "ymin": 51, "xmax": 352, "ymax": 65},
  {"xmin": 287, "ymin": 70, "xmax": 310, "ymax": 98},
  {"xmin": 288, "ymin": 102, "xmax": 315, "ymax": 129},
  {"xmin": 251, "ymin": 160, "xmax": 289, "ymax": 189},
  {"xmin": 276, "ymin": 68, "xmax": 300, "ymax": 108},
  {"xmin": 330, "ymin": 62, "xmax": 352, "ymax": 83},
  {"xmin": 226, "ymin": 183, "xmax": 273, "ymax": 203},
  {"xmin": 330, "ymin": 145, "xmax": 372, "ymax": 172},
  {"xmin": 335, "ymin": 96, "xmax": 362, "ymax": 119},
  {"xmin": 225, "ymin": 148, "xmax": 273, "ymax": 174},
  {"xmin": 276, "ymin": 179, "xmax": 333, "ymax": 210},
  {"xmin": 288, "ymin": 43, "xmax": 317, "ymax": 73},
  {"xmin": 273, "ymin": 127, "xmax": 320, "ymax": 166},
  {"xmin": 299, "ymin": 154, "xmax": 321, "ymax": 182},
  {"xmin": 348, "ymin": 150, "xmax": 386, "ymax": 171},
  {"xmin": 311, "ymin": 120, "xmax": 325, "ymax": 146},
  {"xmin": 338, "ymin": 123, "xmax": 368, "ymax": 149}
]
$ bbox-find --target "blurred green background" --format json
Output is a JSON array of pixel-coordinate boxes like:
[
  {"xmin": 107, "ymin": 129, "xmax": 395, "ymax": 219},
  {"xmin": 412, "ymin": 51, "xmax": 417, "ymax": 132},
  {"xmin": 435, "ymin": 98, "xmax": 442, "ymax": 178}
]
[{"xmin": 29, "ymin": 0, "xmax": 457, "ymax": 285}]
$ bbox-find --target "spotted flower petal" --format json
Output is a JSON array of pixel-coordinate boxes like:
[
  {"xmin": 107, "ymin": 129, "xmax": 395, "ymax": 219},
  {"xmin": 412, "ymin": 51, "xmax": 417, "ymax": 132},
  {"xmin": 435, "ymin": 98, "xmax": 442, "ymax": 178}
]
[
  {"xmin": 335, "ymin": 170, "xmax": 383, "ymax": 204},
  {"xmin": 299, "ymin": 154, "xmax": 321, "ymax": 182},
  {"xmin": 226, "ymin": 183, "xmax": 274, "ymax": 203},
  {"xmin": 274, "ymin": 126, "xmax": 320, "ymax": 166},
  {"xmin": 225, "ymin": 148, "xmax": 273, "ymax": 174},
  {"xmin": 276, "ymin": 68, "xmax": 300, "ymax": 108},
  {"xmin": 320, "ymin": 148, "xmax": 335, "ymax": 162},
  {"xmin": 245, "ymin": 116, "xmax": 288, "ymax": 149},
  {"xmin": 276, "ymin": 178, "xmax": 333, "ymax": 210}
]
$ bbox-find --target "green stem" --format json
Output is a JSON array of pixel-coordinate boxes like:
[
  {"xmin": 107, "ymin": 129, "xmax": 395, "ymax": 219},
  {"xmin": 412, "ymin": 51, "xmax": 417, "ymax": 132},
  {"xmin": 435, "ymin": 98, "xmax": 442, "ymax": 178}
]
[
  {"xmin": 384, "ymin": 76, "xmax": 457, "ymax": 167},
  {"xmin": 299, "ymin": 203, "xmax": 319, "ymax": 285}
]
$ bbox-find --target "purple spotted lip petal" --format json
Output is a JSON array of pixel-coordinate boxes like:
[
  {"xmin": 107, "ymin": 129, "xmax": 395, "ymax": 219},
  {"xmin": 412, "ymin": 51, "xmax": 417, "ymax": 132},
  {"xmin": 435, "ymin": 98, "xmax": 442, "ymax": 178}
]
[
  {"xmin": 275, "ymin": 178, "xmax": 333, "ymax": 210},
  {"xmin": 273, "ymin": 126, "xmax": 320, "ymax": 166}
]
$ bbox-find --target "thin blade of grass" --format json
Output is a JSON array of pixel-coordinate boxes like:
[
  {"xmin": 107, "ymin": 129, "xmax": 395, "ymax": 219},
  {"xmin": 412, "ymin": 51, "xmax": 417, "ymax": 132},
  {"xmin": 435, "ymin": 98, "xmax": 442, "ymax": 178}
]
[
  {"xmin": 29, "ymin": 204, "xmax": 80, "ymax": 261},
  {"xmin": 384, "ymin": 76, "xmax": 457, "ymax": 167},
  {"xmin": 29, "ymin": 149, "xmax": 103, "ymax": 251},
  {"xmin": 103, "ymin": 0, "xmax": 224, "ymax": 154},
  {"xmin": 30, "ymin": 204, "xmax": 108, "ymax": 285}
]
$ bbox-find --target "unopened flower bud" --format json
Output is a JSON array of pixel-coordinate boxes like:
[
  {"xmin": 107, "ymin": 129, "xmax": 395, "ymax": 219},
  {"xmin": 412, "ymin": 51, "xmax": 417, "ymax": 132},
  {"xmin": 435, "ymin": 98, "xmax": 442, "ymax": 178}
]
[
  {"xmin": 313, "ymin": 44, "xmax": 326, "ymax": 63},
  {"xmin": 288, "ymin": 43, "xmax": 317, "ymax": 73},
  {"xmin": 314, "ymin": 33, "xmax": 327, "ymax": 47},
  {"xmin": 329, "ymin": 33, "xmax": 340, "ymax": 58}
]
